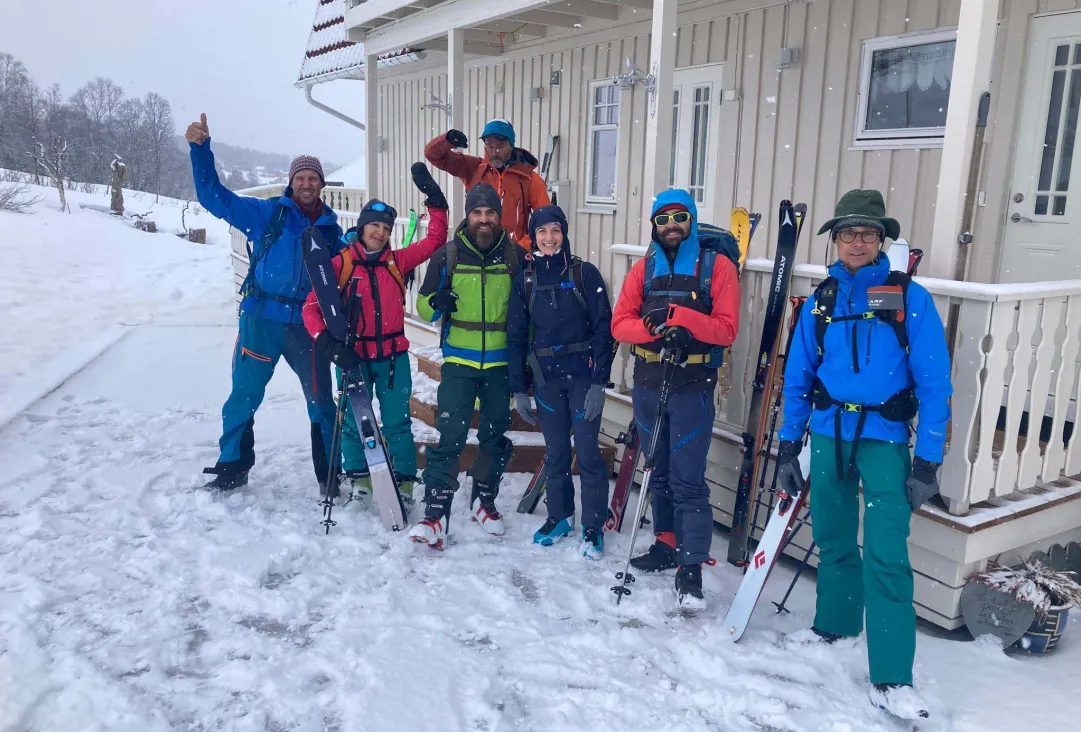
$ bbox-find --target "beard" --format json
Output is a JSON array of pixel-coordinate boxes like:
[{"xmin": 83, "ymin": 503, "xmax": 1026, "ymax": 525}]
[
  {"xmin": 469, "ymin": 223, "xmax": 499, "ymax": 249},
  {"xmin": 658, "ymin": 226, "xmax": 685, "ymax": 252}
]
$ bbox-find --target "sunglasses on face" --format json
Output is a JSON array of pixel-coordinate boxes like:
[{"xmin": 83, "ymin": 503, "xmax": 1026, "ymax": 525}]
[
  {"xmin": 835, "ymin": 229, "xmax": 882, "ymax": 244},
  {"xmin": 653, "ymin": 211, "xmax": 692, "ymax": 226}
]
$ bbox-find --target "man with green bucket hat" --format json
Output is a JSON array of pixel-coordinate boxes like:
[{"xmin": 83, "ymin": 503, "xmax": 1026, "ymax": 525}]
[{"xmin": 773, "ymin": 189, "xmax": 952, "ymax": 721}]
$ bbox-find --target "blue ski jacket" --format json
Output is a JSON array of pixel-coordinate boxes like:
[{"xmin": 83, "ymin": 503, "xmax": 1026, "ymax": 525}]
[
  {"xmin": 507, "ymin": 210, "xmax": 614, "ymax": 394},
  {"xmin": 778, "ymin": 255, "xmax": 952, "ymax": 462},
  {"xmin": 190, "ymin": 140, "xmax": 342, "ymax": 325}
]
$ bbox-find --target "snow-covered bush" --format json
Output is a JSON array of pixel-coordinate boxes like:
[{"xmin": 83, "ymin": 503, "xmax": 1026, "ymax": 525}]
[
  {"xmin": 970, "ymin": 560, "xmax": 1081, "ymax": 620},
  {"xmin": 0, "ymin": 181, "xmax": 43, "ymax": 213}
]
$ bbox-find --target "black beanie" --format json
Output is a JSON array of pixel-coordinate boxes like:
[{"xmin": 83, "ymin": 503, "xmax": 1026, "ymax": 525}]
[
  {"xmin": 465, "ymin": 183, "xmax": 502, "ymax": 217},
  {"xmin": 356, "ymin": 199, "xmax": 398, "ymax": 233}
]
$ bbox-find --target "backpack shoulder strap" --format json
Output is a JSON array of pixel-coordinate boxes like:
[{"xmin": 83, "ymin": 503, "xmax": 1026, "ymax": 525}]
[
  {"xmin": 336, "ymin": 247, "xmax": 356, "ymax": 290},
  {"xmin": 643, "ymin": 247, "xmax": 656, "ymax": 296},
  {"xmin": 569, "ymin": 256, "xmax": 589, "ymax": 311},
  {"xmin": 386, "ymin": 257, "xmax": 407, "ymax": 303},
  {"xmin": 524, "ymin": 258, "xmax": 537, "ymax": 316},
  {"xmin": 697, "ymin": 248, "xmax": 717, "ymax": 312},
  {"xmin": 811, "ymin": 276, "xmax": 839, "ymax": 358},
  {"xmin": 263, "ymin": 197, "xmax": 287, "ymax": 249},
  {"xmin": 444, "ymin": 240, "xmax": 459, "ymax": 287},
  {"xmin": 883, "ymin": 270, "xmax": 911, "ymax": 352},
  {"xmin": 504, "ymin": 239, "xmax": 520, "ymax": 277}
]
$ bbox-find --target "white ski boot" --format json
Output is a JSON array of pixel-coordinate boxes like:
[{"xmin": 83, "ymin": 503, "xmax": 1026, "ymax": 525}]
[
  {"xmin": 675, "ymin": 564, "xmax": 707, "ymax": 612},
  {"xmin": 470, "ymin": 497, "xmax": 505, "ymax": 536},
  {"xmin": 341, "ymin": 472, "xmax": 372, "ymax": 509},
  {"xmin": 409, "ymin": 514, "xmax": 448, "ymax": 550},
  {"xmin": 869, "ymin": 683, "xmax": 929, "ymax": 721}
]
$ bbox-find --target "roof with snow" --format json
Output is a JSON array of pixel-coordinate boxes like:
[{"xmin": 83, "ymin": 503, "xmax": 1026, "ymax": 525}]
[
  {"xmin": 296, "ymin": 0, "xmax": 422, "ymax": 86},
  {"xmin": 325, "ymin": 156, "xmax": 366, "ymax": 188}
]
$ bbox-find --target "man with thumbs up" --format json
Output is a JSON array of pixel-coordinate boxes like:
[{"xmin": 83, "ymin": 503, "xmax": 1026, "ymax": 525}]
[{"xmin": 187, "ymin": 113, "xmax": 344, "ymax": 493}]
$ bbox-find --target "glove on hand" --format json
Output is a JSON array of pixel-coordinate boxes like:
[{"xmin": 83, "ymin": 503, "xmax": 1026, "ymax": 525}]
[
  {"xmin": 513, "ymin": 393, "xmax": 537, "ymax": 426},
  {"xmin": 905, "ymin": 457, "xmax": 941, "ymax": 511},
  {"xmin": 446, "ymin": 129, "xmax": 468, "ymax": 148},
  {"xmin": 316, "ymin": 331, "xmax": 361, "ymax": 371},
  {"xmin": 411, "ymin": 162, "xmax": 448, "ymax": 210},
  {"xmin": 428, "ymin": 289, "xmax": 459, "ymax": 314}
]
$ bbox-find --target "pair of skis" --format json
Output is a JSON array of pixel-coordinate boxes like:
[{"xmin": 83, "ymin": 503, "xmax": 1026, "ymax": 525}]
[
  {"xmin": 303, "ymin": 227, "xmax": 408, "ymax": 535},
  {"xmin": 723, "ymin": 244, "xmax": 926, "ymax": 640},
  {"xmin": 517, "ymin": 207, "xmax": 762, "ymax": 530}
]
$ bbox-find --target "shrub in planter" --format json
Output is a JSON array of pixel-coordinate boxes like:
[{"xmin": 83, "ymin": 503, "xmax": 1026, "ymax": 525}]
[{"xmin": 970, "ymin": 560, "xmax": 1081, "ymax": 654}]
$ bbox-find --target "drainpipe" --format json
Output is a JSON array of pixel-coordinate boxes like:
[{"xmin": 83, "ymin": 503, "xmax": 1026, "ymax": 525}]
[{"xmin": 303, "ymin": 84, "xmax": 365, "ymax": 130}]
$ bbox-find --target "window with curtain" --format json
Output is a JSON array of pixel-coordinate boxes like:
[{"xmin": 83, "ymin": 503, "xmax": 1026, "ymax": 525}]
[
  {"xmin": 857, "ymin": 30, "xmax": 956, "ymax": 143},
  {"xmin": 588, "ymin": 82, "xmax": 620, "ymax": 202}
]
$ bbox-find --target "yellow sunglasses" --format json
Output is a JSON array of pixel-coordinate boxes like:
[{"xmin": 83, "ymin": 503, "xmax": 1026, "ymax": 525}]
[{"xmin": 653, "ymin": 211, "xmax": 692, "ymax": 226}]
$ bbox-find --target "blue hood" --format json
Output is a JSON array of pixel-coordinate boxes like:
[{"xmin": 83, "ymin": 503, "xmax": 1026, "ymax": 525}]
[{"xmin": 649, "ymin": 188, "xmax": 700, "ymax": 278}]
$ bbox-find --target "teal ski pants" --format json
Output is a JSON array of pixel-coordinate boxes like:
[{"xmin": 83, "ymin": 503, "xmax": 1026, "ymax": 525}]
[
  {"xmin": 336, "ymin": 353, "xmax": 416, "ymax": 485},
  {"xmin": 810, "ymin": 435, "xmax": 915, "ymax": 685}
]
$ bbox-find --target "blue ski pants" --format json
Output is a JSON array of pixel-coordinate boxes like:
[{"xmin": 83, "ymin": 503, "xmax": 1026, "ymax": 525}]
[
  {"xmin": 632, "ymin": 387, "xmax": 716, "ymax": 565},
  {"xmin": 535, "ymin": 375, "xmax": 609, "ymax": 531},
  {"xmin": 218, "ymin": 311, "xmax": 337, "ymax": 481}
]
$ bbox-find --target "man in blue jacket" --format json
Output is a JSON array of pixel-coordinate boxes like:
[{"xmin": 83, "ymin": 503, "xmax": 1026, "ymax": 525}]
[
  {"xmin": 186, "ymin": 113, "xmax": 342, "ymax": 491},
  {"xmin": 774, "ymin": 189, "xmax": 951, "ymax": 722},
  {"xmin": 506, "ymin": 205, "xmax": 614, "ymax": 559}
]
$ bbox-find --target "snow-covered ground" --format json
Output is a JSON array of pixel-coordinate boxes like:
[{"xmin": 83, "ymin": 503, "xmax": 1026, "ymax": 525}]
[{"xmin": 2, "ymin": 183, "xmax": 1080, "ymax": 731}]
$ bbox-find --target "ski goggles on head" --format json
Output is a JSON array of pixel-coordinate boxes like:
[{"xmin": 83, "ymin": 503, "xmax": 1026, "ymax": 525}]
[{"xmin": 652, "ymin": 211, "xmax": 692, "ymax": 226}]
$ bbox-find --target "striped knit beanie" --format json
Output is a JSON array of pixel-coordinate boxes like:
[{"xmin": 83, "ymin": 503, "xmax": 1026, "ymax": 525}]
[{"xmin": 288, "ymin": 155, "xmax": 325, "ymax": 185}]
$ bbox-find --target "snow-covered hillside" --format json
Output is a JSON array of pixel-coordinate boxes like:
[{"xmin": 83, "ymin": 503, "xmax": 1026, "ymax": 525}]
[
  {"xmin": 1, "ymin": 182, "xmax": 1079, "ymax": 731},
  {"xmin": 0, "ymin": 180, "xmax": 234, "ymax": 406}
]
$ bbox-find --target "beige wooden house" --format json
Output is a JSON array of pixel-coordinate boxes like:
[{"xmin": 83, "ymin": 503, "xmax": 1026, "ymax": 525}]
[{"xmin": 230, "ymin": 0, "xmax": 1081, "ymax": 629}]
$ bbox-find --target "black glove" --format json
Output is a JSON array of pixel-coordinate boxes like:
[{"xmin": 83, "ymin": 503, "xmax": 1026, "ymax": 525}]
[
  {"xmin": 315, "ymin": 331, "xmax": 361, "ymax": 371},
  {"xmin": 446, "ymin": 129, "xmax": 468, "ymax": 148},
  {"xmin": 411, "ymin": 162, "xmax": 448, "ymax": 210},
  {"xmin": 775, "ymin": 440, "xmax": 806, "ymax": 500},
  {"xmin": 905, "ymin": 457, "xmax": 941, "ymax": 511},
  {"xmin": 428, "ymin": 289, "xmax": 459, "ymax": 314},
  {"xmin": 642, "ymin": 306, "xmax": 668, "ymax": 336},
  {"xmin": 663, "ymin": 325, "xmax": 693, "ymax": 352}
]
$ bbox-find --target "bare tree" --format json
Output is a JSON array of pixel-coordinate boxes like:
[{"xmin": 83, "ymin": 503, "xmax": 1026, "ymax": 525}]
[
  {"xmin": 27, "ymin": 136, "xmax": 70, "ymax": 213},
  {"xmin": 142, "ymin": 92, "xmax": 174, "ymax": 202}
]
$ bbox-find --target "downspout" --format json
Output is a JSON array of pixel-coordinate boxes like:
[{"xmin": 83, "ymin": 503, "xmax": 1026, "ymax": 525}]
[{"xmin": 304, "ymin": 84, "xmax": 365, "ymax": 130}]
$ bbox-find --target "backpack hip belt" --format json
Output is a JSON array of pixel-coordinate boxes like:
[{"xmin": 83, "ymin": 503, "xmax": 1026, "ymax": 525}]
[
  {"xmin": 631, "ymin": 345, "xmax": 713, "ymax": 365},
  {"xmin": 811, "ymin": 380, "xmax": 918, "ymax": 479}
]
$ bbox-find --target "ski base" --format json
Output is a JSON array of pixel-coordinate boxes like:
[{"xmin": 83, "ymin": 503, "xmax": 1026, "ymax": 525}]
[
  {"xmin": 605, "ymin": 423, "xmax": 640, "ymax": 533},
  {"xmin": 723, "ymin": 487, "xmax": 809, "ymax": 641}
]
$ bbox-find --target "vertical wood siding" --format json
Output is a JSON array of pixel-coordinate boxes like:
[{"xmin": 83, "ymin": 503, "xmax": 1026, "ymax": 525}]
[{"xmin": 373, "ymin": 0, "xmax": 1081, "ymax": 290}]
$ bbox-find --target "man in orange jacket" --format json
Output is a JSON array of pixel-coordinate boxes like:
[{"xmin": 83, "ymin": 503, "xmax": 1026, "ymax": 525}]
[
  {"xmin": 424, "ymin": 118, "xmax": 550, "ymax": 249},
  {"xmin": 611, "ymin": 188, "xmax": 741, "ymax": 612}
]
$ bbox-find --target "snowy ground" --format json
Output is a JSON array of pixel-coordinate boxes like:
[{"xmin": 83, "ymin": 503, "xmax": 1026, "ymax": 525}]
[{"xmin": 2, "ymin": 184, "xmax": 1081, "ymax": 731}]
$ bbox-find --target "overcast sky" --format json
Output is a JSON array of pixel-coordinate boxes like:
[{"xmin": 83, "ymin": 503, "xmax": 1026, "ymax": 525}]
[{"xmin": 1, "ymin": 0, "xmax": 366, "ymax": 167}]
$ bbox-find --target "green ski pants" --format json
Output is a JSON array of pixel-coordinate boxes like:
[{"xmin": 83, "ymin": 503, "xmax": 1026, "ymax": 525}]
[
  {"xmin": 336, "ymin": 353, "xmax": 416, "ymax": 489},
  {"xmin": 422, "ymin": 362, "xmax": 512, "ymax": 494},
  {"xmin": 809, "ymin": 435, "xmax": 915, "ymax": 685}
]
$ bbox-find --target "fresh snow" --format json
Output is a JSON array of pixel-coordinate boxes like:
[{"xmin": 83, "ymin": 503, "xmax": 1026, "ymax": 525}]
[{"xmin": 2, "ymin": 182, "xmax": 1081, "ymax": 731}]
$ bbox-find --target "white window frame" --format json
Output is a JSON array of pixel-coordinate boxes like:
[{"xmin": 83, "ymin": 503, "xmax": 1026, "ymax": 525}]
[
  {"xmin": 853, "ymin": 28, "xmax": 957, "ymax": 149},
  {"xmin": 586, "ymin": 79, "xmax": 621, "ymax": 205}
]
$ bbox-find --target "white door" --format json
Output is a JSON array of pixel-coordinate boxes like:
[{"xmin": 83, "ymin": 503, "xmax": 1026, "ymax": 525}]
[
  {"xmin": 1002, "ymin": 13, "xmax": 1081, "ymax": 283},
  {"xmin": 669, "ymin": 64, "xmax": 723, "ymax": 225}
]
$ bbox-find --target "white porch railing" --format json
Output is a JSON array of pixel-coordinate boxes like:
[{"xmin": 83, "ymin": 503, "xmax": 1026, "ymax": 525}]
[
  {"xmin": 609, "ymin": 252, "xmax": 1081, "ymax": 517},
  {"xmin": 228, "ymin": 185, "xmax": 368, "ymax": 302}
]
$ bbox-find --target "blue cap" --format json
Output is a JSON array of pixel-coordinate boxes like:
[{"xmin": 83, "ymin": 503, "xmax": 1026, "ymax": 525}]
[{"xmin": 481, "ymin": 118, "xmax": 515, "ymax": 147}]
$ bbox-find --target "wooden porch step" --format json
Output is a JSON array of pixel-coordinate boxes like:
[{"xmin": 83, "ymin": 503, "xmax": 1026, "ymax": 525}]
[
  {"xmin": 414, "ymin": 440, "xmax": 617, "ymax": 476},
  {"xmin": 410, "ymin": 395, "xmax": 541, "ymax": 432}
]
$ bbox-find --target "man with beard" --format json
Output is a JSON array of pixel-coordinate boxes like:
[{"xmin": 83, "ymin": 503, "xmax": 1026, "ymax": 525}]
[
  {"xmin": 424, "ymin": 119, "xmax": 550, "ymax": 249},
  {"xmin": 610, "ymin": 189, "xmax": 741, "ymax": 610},
  {"xmin": 186, "ymin": 113, "xmax": 341, "ymax": 492},
  {"xmin": 409, "ymin": 183, "xmax": 520, "ymax": 549}
]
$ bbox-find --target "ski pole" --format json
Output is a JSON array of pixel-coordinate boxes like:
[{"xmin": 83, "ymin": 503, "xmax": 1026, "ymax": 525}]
[
  {"xmin": 773, "ymin": 539, "xmax": 817, "ymax": 615},
  {"xmin": 322, "ymin": 284, "xmax": 364, "ymax": 534},
  {"xmin": 612, "ymin": 350, "xmax": 680, "ymax": 604}
]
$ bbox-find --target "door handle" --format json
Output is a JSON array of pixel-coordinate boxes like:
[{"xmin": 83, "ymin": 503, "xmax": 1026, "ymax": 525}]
[{"xmin": 1010, "ymin": 213, "xmax": 1035, "ymax": 223}]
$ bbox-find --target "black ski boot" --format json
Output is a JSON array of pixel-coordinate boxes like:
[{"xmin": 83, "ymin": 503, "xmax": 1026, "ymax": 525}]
[
  {"xmin": 812, "ymin": 627, "xmax": 845, "ymax": 644},
  {"xmin": 202, "ymin": 462, "xmax": 249, "ymax": 491},
  {"xmin": 630, "ymin": 532, "xmax": 678, "ymax": 572},
  {"xmin": 409, "ymin": 482, "xmax": 455, "ymax": 549},
  {"xmin": 470, "ymin": 479, "xmax": 504, "ymax": 536},
  {"xmin": 675, "ymin": 563, "xmax": 706, "ymax": 611}
]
